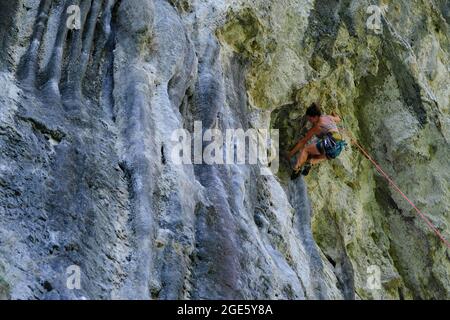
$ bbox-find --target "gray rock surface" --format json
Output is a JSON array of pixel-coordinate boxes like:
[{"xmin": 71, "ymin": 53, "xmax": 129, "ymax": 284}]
[{"xmin": 0, "ymin": 0, "xmax": 448, "ymax": 300}]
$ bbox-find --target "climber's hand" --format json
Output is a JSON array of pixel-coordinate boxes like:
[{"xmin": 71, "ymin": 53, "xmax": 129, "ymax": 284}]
[
  {"xmin": 287, "ymin": 149, "xmax": 298, "ymax": 160},
  {"xmin": 285, "ymin": 151, "xmax": 292, "ymax": 161},
  {"xmin": 331, "ymin": 112, "xmax": 342, "ymax": 123}
]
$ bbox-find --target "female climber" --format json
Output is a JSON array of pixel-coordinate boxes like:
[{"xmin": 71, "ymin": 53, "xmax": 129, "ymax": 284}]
[{"xmin": 287, "ymin": 103, "xmax": 347, "ymax": 179}]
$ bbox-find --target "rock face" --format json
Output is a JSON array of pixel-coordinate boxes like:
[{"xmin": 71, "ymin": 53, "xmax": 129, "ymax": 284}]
[{"xmin": 0, "ymin": 0, "xmax": 448, "ymax": 300}]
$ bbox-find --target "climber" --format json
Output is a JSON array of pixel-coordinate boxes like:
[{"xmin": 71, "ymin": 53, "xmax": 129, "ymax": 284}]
[{"xmin": 287, "ymin": 103, "xmax": 347, "ymax": 179}]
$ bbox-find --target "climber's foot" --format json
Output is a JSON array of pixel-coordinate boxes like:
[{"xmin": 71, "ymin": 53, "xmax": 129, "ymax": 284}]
[
  {"xmin": 291, "ymin": 163, "xmax": 312, "ymax": 180},
  {"xmin": 301, "ymin": 163, "xmax": 312, "ymax": 176},
  {"xmin": 290, "ymin": 167, "xmax": 301, "ymax": 180},
  {"xmin": 291, "ymin": 163, "xmax": 307, "ymax": 180}
]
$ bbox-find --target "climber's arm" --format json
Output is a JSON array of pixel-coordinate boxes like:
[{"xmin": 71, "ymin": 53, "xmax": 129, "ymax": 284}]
[
  {"xmin": 331, "ymin": 112, "xmax": 342, "ymax": 123},
  {"xmin": 288, "ymin": 126, "xmax": 319, "ymax": 158}
]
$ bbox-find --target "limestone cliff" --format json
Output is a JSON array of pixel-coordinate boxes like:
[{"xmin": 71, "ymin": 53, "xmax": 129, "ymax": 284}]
[{"xmin": 0, "ymin": 0, "xmax": 449, "ymax": 300}]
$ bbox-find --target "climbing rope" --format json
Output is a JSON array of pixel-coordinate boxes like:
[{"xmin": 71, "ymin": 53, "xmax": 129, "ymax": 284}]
[{"xmin": 342, "ymin": 128, "xmax": 450, "ymax": 249}]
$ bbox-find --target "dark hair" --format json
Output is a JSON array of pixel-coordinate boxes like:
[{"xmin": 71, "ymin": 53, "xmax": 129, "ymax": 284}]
[{"xmin": 305, "ymin": 103, "xmax": 322, "ymax": 117}]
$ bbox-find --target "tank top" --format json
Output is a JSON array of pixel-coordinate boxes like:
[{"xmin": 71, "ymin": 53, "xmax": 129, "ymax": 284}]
[{"xmin": 317, "ymin": 115, "xmax": 339, "ymax": 138}]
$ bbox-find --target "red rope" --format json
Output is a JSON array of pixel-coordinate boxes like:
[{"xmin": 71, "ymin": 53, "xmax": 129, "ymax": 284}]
[{"xmin": 350, "ymin": 138, "xmax": 450, "ymax": 249}]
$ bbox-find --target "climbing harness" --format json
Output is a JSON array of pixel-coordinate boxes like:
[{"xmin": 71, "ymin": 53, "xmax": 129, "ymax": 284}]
[
  {"xmin": 342, "ymin": 128, "xmax": 450, "ymax": 249},
  {"xmin": 317, "ymin": 132, "xmax": 348, "ymax": 159}
]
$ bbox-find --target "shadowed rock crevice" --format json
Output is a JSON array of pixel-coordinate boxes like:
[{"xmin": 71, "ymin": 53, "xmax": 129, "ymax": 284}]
[
  {"xmin": 303, "ymin": 0, "xmax": 356, "ymax": 68},
  {"xmin": 0, "ymin": 0, "xmax": 20, "ymax": 72}
]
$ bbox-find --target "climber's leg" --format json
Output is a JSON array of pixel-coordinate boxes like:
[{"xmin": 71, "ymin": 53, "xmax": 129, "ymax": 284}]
[
  {"xmin": 310, "ymin": 154, "xmax": 328, "ymax": 165},
  {"xmin": 294, "ymin": 143, "xmax": 321, "ymax": 171},
  {"xmin": 295, "ymin": 154, "xmax": 327, "ymax": 177}
]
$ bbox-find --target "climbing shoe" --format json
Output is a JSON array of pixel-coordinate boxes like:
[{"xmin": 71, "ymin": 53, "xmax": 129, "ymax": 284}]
[
  {"xmin": 301, "ymin": 163, "xmax": 312, "ymax": 176},
  {"xmin": 290, "ymin": 167, "xmax": 301, "ymax": 180},
  {"xmin": 291, "ymin": 163, "xmax": 312, "ymax": 180}
]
